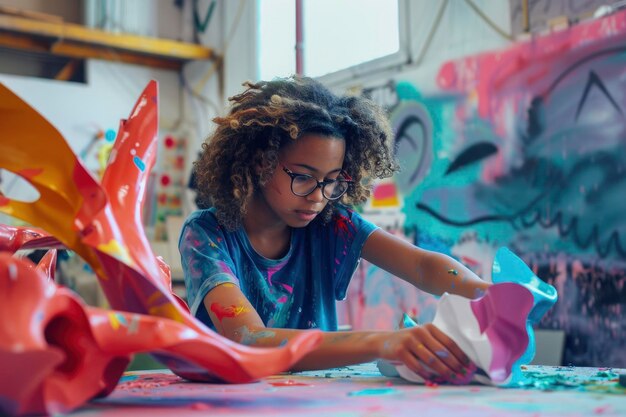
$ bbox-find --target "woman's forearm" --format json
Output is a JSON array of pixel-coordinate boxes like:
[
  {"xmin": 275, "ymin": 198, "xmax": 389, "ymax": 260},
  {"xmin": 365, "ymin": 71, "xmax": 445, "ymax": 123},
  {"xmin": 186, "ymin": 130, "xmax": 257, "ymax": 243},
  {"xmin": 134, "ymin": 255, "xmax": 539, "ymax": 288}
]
[
  {"xmin": 415, "ymin": 250, "xmax": 491, "ymax": 298},
  {"xmin": 230, "ymin": 323, "xmax": 473, "ymax": 381},
  {"xmin": 232, "ymin": 325, "xmax": 386, "ymax": 371}
]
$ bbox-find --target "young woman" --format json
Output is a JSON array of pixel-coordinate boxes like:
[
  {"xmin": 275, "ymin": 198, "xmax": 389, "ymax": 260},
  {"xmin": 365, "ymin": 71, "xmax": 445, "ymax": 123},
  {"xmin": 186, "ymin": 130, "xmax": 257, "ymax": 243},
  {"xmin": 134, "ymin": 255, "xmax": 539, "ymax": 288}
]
[{"xmin": 180, "ymin": 77, "xmax": 488, "ymax": 383}]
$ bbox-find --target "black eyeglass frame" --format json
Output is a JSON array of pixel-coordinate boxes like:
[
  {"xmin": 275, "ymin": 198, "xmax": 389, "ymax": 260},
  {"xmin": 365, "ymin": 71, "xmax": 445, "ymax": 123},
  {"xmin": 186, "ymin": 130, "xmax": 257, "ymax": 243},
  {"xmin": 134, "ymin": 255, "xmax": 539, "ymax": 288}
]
[{"xmin": 281, "ymin": 165, "xmax": 353, "ymax": 201}]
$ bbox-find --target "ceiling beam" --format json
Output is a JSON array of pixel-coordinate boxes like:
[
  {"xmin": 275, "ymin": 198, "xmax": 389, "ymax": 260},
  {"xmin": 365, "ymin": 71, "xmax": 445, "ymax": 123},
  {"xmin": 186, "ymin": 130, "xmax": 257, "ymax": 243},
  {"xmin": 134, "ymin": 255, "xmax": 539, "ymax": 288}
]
[{"xmin": 0, "ymin": 14, "xmax": 217, "ymax": 70}]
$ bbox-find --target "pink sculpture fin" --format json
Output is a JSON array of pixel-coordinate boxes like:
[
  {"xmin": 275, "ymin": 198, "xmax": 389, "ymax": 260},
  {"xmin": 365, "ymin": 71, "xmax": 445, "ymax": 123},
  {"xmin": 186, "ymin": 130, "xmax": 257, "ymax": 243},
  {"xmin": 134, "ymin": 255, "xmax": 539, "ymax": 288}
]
[{"xmin": 470, "ymin": 282, "xmax": 533, "ymax": 382}]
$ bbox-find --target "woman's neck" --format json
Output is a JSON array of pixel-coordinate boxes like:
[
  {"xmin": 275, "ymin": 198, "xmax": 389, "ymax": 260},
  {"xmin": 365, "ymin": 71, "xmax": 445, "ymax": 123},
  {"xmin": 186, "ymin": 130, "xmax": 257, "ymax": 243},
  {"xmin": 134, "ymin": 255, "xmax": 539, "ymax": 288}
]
[{"xmin": 242, "ymin": 193, "xmax": 291, "ymax": 259}]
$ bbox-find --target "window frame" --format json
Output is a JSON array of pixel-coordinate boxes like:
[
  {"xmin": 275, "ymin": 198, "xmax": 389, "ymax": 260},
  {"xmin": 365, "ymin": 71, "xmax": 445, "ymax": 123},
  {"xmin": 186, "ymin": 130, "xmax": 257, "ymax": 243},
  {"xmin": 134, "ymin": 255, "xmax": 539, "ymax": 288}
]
[
  {"xmin": 312, "ymin": 0, "xmax": 410, "ymax": 85},
  {"xmin": 255, "ymin": 0, "xmax": 410, "ymax": 84}
]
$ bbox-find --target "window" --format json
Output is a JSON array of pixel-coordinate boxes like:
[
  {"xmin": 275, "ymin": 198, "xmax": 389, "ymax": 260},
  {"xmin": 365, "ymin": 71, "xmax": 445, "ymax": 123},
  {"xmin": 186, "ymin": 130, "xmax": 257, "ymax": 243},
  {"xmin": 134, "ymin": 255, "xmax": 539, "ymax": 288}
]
[
  {"xmin": 258, "ymin": 0, "xmax": 404, "ymax": 81},
  {"xmin": 258, "ymin": 0, "xmax": 296, "ymax": 80}
]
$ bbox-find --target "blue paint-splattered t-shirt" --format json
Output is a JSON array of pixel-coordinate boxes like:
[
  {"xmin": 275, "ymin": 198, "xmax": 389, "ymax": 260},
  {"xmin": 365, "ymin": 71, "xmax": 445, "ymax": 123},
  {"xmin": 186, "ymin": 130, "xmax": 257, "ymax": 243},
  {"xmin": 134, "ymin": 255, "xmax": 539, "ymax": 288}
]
[{"xmin": 179, "ymin": 205, "xmax": 377, "ymax": 331}]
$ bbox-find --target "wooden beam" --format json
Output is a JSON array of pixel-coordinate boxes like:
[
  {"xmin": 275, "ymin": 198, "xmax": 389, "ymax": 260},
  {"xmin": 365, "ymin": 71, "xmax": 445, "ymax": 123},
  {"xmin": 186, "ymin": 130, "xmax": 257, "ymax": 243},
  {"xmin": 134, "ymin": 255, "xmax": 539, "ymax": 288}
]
[
  {"xmin": 0, "ymin": 14, "xmax": 216, "ymax": 68},
  {"xmin": 0, "ymin": 32, "xmax": 182, "ymax": 70},
  {"xmin": 51, "ymin": 41, "xmax": 182, "ymax": 70},
  {"xmin": 0, "ymin": 32, "xmax": 49, "ymax": 52},
  {"xmin": 0, "ymin": 5, "xmax": 64, "ymax": 23}
]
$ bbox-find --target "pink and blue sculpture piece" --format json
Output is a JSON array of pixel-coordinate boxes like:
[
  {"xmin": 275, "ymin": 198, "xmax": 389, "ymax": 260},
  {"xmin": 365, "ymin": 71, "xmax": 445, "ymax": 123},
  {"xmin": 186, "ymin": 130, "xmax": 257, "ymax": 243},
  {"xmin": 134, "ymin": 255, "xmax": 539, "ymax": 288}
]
[
  {"xmin": 0, "ymin": 82, "xmax": 322, "ymax": 416},
  {"xmin": 379, "ymin": 247, "xmax": 558, "ymax": 386}
]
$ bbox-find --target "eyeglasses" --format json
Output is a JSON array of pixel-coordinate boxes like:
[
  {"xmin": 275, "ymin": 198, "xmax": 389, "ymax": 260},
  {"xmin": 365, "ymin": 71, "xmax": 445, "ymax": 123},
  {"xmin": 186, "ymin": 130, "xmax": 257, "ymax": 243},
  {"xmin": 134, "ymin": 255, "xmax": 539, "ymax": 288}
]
[{"xmin": 282, "ymin": 166, "xmax": 353, "ymax": 201}]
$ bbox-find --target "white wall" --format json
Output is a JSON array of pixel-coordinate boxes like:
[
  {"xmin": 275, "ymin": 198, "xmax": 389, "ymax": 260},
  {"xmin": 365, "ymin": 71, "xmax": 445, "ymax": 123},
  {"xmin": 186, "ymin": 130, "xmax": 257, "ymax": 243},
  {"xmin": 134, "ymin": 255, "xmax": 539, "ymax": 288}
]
[{"xmin": 0, "ymin": 63, "xmax": 179, "ymax": 170}]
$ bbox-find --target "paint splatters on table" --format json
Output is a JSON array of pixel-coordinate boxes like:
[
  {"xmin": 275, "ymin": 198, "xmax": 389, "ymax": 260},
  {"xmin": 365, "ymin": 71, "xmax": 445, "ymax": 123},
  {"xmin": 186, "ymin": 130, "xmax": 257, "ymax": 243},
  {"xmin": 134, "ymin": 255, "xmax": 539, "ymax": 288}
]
[
  {"xmin": 82, "ymin": 363, "xmax": 626, "ymax": 416},
  {"xmin": 517, "ymin": 366, "xmax": 626, "ymax": 394}
]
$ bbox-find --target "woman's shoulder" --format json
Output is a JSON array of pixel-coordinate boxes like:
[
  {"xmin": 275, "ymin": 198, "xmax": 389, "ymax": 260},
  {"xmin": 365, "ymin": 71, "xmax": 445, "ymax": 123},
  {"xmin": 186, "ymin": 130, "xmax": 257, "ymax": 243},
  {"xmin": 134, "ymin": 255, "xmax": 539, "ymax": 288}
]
[
  {"xmin": 184, "ymin": 207, "xmax": 218, "ymax": 225},
  {"xmin": 181, "ymin": 208, "xmax": 228, "ymax": 236}
]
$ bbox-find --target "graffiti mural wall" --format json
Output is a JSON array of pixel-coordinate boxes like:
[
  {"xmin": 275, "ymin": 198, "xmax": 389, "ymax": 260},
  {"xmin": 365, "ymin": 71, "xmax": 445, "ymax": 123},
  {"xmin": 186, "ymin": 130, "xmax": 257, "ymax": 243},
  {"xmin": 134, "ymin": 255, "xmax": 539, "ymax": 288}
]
[{"xmin": 342, "ymin": 10, "xmax": 626, "ymax": 367}]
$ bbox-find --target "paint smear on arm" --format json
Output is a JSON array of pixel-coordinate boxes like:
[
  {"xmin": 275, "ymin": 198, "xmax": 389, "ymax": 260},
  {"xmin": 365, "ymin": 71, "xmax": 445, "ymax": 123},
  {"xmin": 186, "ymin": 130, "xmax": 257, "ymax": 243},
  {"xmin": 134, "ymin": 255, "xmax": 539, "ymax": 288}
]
[{"xmin": 210, "ymin": 302, "xmax": 251, "ymax": 325}]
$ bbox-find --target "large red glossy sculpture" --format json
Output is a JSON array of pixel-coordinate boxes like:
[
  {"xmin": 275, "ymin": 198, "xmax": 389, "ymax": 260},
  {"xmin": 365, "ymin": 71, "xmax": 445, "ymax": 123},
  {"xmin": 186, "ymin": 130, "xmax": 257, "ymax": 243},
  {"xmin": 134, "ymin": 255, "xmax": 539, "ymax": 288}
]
[
  {"xmin": 0, "ymin": 252, "xmax": 131, "ymax": 416},
  {"xmin": 0, "ymin": 252, "xmax": 320, "ymax": 416},
  {"xmin": 0, "ymin": 82, "xmax": 322, "ymax": 416}
]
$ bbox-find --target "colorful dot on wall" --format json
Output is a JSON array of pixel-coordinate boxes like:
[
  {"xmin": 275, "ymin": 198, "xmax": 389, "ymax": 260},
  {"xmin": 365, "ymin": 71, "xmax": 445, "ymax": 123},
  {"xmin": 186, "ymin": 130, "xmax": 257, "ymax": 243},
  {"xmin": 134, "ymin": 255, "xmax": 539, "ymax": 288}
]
[
  {"xmin": 105, "ymin": 129, "xmax": 117, "ymax": 142},
  {"xmin": 158, "ymin": 193, "xmax": 167, "ymax": 205},
  {"xmin": 164, "ymin": 136, "xmax": 176, "ymax": 149},
  {"xmin": 160, "ymin": 174, "xmax": 171, "ymax": 186}
]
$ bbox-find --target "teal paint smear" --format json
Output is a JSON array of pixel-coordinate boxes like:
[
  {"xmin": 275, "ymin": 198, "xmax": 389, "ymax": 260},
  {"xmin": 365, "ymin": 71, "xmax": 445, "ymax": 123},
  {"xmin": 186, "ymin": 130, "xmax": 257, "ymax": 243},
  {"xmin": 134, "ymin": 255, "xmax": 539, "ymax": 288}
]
[
  {"xmin": 236, "ymin": 326, "xmax": 276, "ymax": 345},
  {"xmin": 348, "ymin": 388, "xmax": 399, "ymax": 397},
  {"xmin": 519, "ymin": 367, "xmax": 625, "ymax": 394}
]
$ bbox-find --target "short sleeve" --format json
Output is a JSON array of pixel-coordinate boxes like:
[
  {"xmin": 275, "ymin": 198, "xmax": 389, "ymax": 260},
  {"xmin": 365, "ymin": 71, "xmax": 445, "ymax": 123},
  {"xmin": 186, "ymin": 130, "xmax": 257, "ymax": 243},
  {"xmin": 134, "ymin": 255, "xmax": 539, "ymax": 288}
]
[
  {"xmin": 328, "ymin": 206, "xmax": 378, "ymax": 300},
  {"xmin": 178, "ymin": 211, "xmax": 239, "ymax": 318}
]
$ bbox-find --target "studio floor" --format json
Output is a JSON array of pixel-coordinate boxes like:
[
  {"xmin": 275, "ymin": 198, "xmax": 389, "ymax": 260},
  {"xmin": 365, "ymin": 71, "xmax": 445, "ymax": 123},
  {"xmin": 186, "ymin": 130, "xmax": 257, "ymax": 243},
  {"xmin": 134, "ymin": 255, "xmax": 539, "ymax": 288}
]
[{"xmin": 69, "ymin": 362, "xmax": 625, "ymax": 417}]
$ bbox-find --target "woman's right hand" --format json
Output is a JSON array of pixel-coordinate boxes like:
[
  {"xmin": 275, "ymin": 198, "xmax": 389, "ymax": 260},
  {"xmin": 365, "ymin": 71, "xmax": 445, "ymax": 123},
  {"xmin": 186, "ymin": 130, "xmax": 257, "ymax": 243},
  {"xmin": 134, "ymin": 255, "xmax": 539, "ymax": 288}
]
[{"xmin": 377, "ymin": 323, "xmax": 474, "ymax": 383}]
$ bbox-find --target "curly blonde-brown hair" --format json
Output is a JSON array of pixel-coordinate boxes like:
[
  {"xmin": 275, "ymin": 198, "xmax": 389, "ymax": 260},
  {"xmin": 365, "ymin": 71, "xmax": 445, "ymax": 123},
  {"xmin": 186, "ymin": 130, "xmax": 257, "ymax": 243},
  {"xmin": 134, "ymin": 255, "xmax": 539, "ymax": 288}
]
[{"xmin": 194, "ymin": 76, "xmax": 399, "ymax": 231}]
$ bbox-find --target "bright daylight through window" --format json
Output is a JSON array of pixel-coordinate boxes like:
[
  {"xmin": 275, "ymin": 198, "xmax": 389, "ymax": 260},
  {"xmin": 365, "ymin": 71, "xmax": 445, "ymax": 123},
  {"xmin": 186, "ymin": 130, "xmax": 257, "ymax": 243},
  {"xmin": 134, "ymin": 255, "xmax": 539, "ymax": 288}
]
[{"xmin": 258, "ymin": 0, "xmax": 400, "ymax": 80}]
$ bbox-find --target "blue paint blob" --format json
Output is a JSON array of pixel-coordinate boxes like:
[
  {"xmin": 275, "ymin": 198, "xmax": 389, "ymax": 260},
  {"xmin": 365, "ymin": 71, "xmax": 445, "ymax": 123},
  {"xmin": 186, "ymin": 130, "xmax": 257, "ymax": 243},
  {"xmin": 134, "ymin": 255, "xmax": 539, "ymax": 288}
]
[
  {"xmin": 133, "ymin": 156, "xmax": 146, "ymax": 172},
  {"xmin": 402, "ymin": 313, "xmax": 418, "ymax": 328},
  {"xmin": 105, "ymin": 129, "xmax": 117, "ymax": 142}
]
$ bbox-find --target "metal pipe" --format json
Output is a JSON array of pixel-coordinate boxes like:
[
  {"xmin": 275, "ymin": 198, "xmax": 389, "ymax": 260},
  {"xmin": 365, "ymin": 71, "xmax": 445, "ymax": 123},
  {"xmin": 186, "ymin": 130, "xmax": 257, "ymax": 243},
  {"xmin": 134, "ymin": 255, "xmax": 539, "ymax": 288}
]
[
  {"xmin": 522, "ymin": 0, "xmax": 529, "ymax": 33},
  {"xmin": 295, "ymin": 0, "xmax": 304, "ymax": 75}
]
